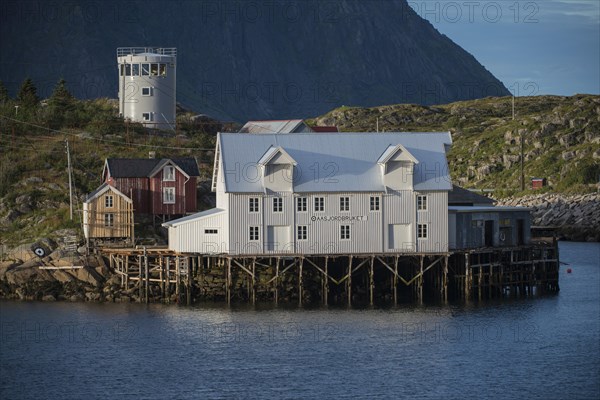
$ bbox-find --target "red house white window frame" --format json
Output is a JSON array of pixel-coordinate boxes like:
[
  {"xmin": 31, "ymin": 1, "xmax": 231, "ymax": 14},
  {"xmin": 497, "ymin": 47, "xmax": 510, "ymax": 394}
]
[{"xmin": 163, "ymin": 187, "xmax": 176, "ymax": 204}]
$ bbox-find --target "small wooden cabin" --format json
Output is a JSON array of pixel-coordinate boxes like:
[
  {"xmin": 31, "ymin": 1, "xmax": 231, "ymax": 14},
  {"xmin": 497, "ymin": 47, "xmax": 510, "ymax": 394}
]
[{"xmin": 83, "ymin": 183, "xmax": 134, "ymax": 246}]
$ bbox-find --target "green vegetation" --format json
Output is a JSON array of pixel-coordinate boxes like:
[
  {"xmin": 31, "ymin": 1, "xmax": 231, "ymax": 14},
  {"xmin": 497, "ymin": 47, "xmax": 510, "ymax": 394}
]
[
  {"xmin": 0, "ymin": 78, "xmax": 220, "ymax": 247},
  {"xmin": 314, "ymin": 95, "xmax": 600, "ymax": 197}
]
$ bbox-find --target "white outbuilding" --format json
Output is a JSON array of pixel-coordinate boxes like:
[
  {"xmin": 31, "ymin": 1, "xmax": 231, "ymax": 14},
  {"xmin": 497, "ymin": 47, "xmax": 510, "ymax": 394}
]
[{"xmin": 164, "ymin": 132, "xmax": 453, "ymax": 255}]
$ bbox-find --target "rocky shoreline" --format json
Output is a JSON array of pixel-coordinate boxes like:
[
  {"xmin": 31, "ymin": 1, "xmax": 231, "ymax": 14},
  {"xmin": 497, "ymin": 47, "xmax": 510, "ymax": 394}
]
[
  {"xmin": 497, "ymin": 192, "xmax": 600, "ymax": 242},
  {"xmin": 1, "ymin": 192, "xmax": 598, "ymax": 303}
]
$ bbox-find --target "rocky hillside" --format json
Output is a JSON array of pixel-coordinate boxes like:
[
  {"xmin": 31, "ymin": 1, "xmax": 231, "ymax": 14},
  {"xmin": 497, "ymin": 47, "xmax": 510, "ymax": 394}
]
[
  {"xmin": 313, "ymin": 94, "xmax": 600, "ymax": 195},
  {"xmin": 0, "ymin": 0, "xmax": 508, "ymax": 121}
]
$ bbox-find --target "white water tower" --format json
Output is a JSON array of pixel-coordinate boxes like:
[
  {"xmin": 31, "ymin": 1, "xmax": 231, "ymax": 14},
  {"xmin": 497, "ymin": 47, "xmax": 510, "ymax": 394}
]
[{"xmin": 117, "ymin": 47, "xmax": 177, "ymax": 130}]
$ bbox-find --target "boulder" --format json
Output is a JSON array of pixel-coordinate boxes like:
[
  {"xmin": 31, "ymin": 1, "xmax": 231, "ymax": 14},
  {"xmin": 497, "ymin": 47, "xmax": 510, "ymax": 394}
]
[{"xmin": 73, "ymin": 266, "xmax": 105, "ymax": 287}]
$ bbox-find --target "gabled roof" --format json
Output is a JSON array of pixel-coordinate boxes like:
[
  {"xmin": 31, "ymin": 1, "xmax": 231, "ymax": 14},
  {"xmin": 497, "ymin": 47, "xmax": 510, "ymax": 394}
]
[
  {"xmin": 104, "ymin": 158, "xmax": 200, "ymax": 178},
  {"xmin": 163, "ymin": 208, "xmax": 225, "ymax": 227},
  {"xmin": 217, "ymin": 132, "xmax": 453, "ymax": 193},
  {"xmin": 239, "ymin": 120, "xmax": 312, "ymax": 134},
  {"xmin": 377, "ymin": 144, "xmax": 419, "ymax": 165},
  {"xmin": 448, "ymin": 185, "xmax": 495, "ymax": 206},
  {"xmin": 85, "ymin": 183, "xmax": 132, "ymax": 203},
  {"xmin": 258, "ymin": 146, "xmax": 297, "ymax": 166},
  {"xmin": 148, "ymin": 159, "xmax": 190, "ymax": 179}
]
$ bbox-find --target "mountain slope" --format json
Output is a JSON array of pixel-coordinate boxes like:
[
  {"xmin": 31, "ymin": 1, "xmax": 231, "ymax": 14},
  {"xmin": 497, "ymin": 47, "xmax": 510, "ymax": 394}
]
[{"xmin": 0, "ymin": 0, "xmax": 508, "ymax": 121}]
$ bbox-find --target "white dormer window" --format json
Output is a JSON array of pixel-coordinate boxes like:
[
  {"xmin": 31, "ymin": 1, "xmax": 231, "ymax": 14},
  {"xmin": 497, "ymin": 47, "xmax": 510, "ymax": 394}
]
[{"xmin": 163, "ymin": 166, "xmax": 175, "ymax": 181}]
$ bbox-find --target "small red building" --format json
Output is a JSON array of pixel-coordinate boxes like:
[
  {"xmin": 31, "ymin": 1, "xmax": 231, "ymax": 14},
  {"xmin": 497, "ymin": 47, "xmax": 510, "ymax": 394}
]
[
  {"xmin": 531, "ymin": 177, "xmax": 547, "ymax": 190},
  {"xmin": 102, "ymin": 158, "xmax": 200, "ymax": 217}
]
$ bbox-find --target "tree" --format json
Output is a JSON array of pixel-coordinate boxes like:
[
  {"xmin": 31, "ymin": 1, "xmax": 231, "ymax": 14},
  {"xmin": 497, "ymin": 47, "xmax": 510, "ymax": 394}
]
[
  {"xmin": 48, "ymin": 78, "xmax": 74, "ymax": 109},
  {"xmin": 0, "ymin": 80, "xmax": 9, "ymax": 103},
  {"xmin": 17, "ymin": 78, "xmax": 39, "ymax": 108}
]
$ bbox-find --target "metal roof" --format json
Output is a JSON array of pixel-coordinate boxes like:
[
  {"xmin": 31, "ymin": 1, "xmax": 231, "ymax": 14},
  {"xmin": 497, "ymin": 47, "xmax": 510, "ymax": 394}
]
[
  {"xmin": 217, "ymin": 132, "xmax": 453, "ymax": 193},
  {"xmin": 163, "ymin": 208, "xmax": 225, "ymax": 227},
  {"xmin": 448, "ymin": 185, "xmax": 495, "ymax": 206},
  {"xmin": 239, "ymin": 120, "xmax": 309, "ymax": 134},
  {"xmin": 105, "ymin": 158, "xmax": 199, "ymax": 178}
]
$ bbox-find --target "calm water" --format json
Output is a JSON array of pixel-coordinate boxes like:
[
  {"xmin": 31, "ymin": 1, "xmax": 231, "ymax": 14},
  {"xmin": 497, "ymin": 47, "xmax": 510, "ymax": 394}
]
[{"xmin": 1, "ymin": 242, "xmax": 599, "ymax": 399}]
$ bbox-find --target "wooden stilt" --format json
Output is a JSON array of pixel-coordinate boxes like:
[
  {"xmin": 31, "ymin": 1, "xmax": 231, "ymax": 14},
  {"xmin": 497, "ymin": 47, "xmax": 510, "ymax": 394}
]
[
  {"xmin": 347, "ymin": 255, "xmax": 353, "ymax": 307},
  {"xmin": 226, "ymin": 258, "xmax": 232, "ymax": 305},
  {"xmin": 176, "ymin": 256, "xmax": 181, "ymax": 303},
  {"xmin": 251, "ymin": 258, "xmax": 256, "ymax": 305},
  {"xmin": 274, "ymin": 258, "xmax": 279, "ymax": 305},
  {"xmin": 443, "ymin": 255, "xmax": 448, "ymax": 302},
  {"xmin": 298, "ymin": 257, "xmax": 304, "ymax": 307},
  {"xmin": 138, "ymin": 255, "xmax": 142, "ymax": 302},
  {"xmin": 144, "ymin": 248, "xmax": 149, "ymax": 304},
  {"xmin": 418, "ymin": 256, "xmax": 424, "ymax": 304},
  {"xmin": 187, "ymin": 257, "xmax": 192, "ymax": 306},
  {"xmin": 369, "ymin": 256, "xmax": 374, "ymax": 306},
  {"xmin": 159, "ymin": 256, "xmax": 164, "ymax": 300},
  {"xmin": 393, "ymin": 256, "xmax": 398, "ymax": 306},
  {"xmin": 323, "ymin": 257, "xmax": 329, "ymax": 306}
]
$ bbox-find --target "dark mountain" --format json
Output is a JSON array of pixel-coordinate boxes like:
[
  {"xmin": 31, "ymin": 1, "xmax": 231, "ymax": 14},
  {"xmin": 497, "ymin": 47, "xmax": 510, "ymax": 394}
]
[{"xmin": 0, "ymin": 0, "xmax": 509, "ymax": 122}]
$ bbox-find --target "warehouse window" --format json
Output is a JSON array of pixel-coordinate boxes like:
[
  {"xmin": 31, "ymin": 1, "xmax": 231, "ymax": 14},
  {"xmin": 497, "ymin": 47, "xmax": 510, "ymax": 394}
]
[
  {"xmin": 132, "ymin": 64, "xmax": 140, "ymax": 76},
  {"xmin": 340, "ymin": 196, "xmax": 350, "ymax": 212},
  {"xmin": 417, "ymin": 195, "xmax": 428, "ymax": 211},
  {"xmin": 297, "ymin": 197, "xmax": 307, "ymax": 212},
  {"xmin": 273, "ymin": 197, "xmax": 283, "ymax": 213},
  {"xmin": 142, "ymin": 87, "xmax": 153, "ymax": 96},
  {"xmin": 150, "ymin": 63, "xmax": 159, "ymax": 76},
  {"xmin": 141, "ymin": 63, "xmax": 150, "ymax": 76},
  {"xmin": 340, "ymin": 225, "xmax": 351, "ymax": 240},
  {"xmin": 297, "ymin": 226, "xmax": 308, "ymax": 241},
  {"xmin": 249, "ymin": 197, "xmax": 259, "ymax": 213},
  {"xmin": 249, "ymin": 226, "xmax": 259, "ymax": 241},
  {"xmin": 204, "ymin": 229, "xmax": 218, "ymax": 235},
  {"xmin": 314, "ymin": 197, "xmax": 325, "ymax": 212},
  {"xmin": 142, "ymin": 112, "xmax": 152, "ymax": 121},
  {"xmin": 417, "ymin": 224, "xmax": 428, "ymax": 239},
  {"xmin": 370, "ymin": 196, "xmax": 380, "ymax": 211},
  {"xmin": 159, "ymin": 63, "xmax": 167, "ymax": 76}
]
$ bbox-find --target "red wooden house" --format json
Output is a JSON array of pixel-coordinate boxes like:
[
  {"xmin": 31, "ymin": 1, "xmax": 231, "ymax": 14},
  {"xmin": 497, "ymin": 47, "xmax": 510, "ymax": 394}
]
[{"xmin": 102, "ymin": 158, "xmax": 200, "ymax": 217}]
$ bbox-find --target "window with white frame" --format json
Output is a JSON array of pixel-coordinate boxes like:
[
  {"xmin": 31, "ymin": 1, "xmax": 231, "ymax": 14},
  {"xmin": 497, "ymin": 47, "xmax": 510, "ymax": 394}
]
[
  {"xmin": 417, "ymin": 195, "xmax": 428, "ymax": 211},
  {"xmin": 163, "ymin": 187, "xmax": 175, "ymax": 204},
  {"xmin": 417, "ymin": 224, "xmax": 428, "ymax": 239},
  {"xmin": 297, "ymin": 197, "xmax": 307, "ymax": 212},
  {"xmin": 249, "ymin": 226, "xmax": 259, "ymax": 241},
  {"xmin": 105, "ymin": 195, "xmax": 113, "ymax": 208},
  {"xmin": 370, "ymin": 196, "xmax": 380, "ymax": 211},
  {"xmin": 141, "ymin": 63, "xmax": 150, "ymax": 76},
  {"xmin": 340, "ymin": 225, "xmax": 351, "ymax": 240},
  {"xmin": 273, "ymin": 197, "xmax": 283, "ymax": 213},
  {"xmin": 340, "ymin": 196, "xmax": 350, "ymax": 212},
  {"xmin": 297, "ymin": 225, "xmax": 307, "ymax": 241},
  {"xmin": 314, "ymin": 197, "xmax": 325, "ymax": 212},
  {"xmin": 142, "ymin": 87, "xmax": 153, "ymax": 96},
  {"xmin": 104, "ymin": 213, "xmax": 114, "ymax": 227},
  {"xmin": 142, "ymin": 112, "xmax": 152, "ymax": 121},
  {"xmin": 163, "ymin": 166, "xmax": 175, "ymax": 181},
  {"xmin": 249, "ymin": 197, "xmax": 259, "ymax": 213}
]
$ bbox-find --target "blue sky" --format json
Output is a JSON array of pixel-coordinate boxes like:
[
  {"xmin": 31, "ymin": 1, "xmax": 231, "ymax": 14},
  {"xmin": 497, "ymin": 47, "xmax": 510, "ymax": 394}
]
[{"xmin": 409, "ymin": 0, "xmax": 600, "ymax": 96}]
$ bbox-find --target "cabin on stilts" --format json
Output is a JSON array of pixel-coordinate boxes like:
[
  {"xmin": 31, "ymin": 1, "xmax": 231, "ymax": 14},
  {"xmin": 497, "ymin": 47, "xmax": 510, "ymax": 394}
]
[{"xmin": 83, "ymin": 183, "xmax": 134, "ymax": 247}]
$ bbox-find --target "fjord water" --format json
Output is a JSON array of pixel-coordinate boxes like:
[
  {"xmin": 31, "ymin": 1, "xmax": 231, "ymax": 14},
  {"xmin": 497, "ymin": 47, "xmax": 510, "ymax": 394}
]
[{"xmin": 1, "ymin": 242, "xmax": 599, "ymax": 399}]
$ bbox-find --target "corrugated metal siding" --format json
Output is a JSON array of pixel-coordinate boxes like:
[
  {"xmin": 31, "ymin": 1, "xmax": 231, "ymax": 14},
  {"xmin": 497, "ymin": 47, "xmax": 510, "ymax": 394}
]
[
  {"xmin": 416, "ymin": 191, "xmax": 448, "ymax": 253},
  {"xmin": 169, "ymin": 212, "xmax": 228, "ymax": 253},
  {"xmin": 450, "ymin": 210, "xmax": 531, "ymax": 249}
]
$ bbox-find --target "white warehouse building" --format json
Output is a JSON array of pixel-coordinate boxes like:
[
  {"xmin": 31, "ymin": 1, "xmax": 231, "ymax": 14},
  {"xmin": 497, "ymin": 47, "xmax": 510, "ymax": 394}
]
[{"xmin": 164, "ymin": 132, "xmax": 453, "ymax": 255}]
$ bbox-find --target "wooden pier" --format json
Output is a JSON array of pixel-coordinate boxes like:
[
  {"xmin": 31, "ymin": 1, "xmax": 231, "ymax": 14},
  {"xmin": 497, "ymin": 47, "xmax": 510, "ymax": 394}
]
[{"xmin": 101, "ymin": 243, "xmax": 559, "ymax": 305}]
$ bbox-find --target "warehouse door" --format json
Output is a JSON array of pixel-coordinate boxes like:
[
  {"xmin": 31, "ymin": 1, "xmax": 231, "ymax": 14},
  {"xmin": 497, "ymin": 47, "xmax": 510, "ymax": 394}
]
[
  {"xmin": 389, "ymin": 224, "xmax": 412, "ymax": 251},
  {"xmin": 267, "ymin": 226, "xmax": 291, "ymax": 252}
]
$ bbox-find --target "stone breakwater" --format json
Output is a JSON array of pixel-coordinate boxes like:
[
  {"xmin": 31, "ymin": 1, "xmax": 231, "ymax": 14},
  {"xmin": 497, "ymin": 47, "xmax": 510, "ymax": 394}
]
[{"xmin": 497, "ymin": 193, "xmax": 600, "ymax": 242}]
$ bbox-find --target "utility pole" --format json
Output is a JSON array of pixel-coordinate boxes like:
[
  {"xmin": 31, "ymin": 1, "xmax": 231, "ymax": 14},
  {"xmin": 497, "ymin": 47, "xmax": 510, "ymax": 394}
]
[
  {"xmin": 65, "ymin": 139, "xmax": 74, "ymax": 220},
  {"xmin": 513, "ymin": 95, "xmax": 525, "ymax": 191}
]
